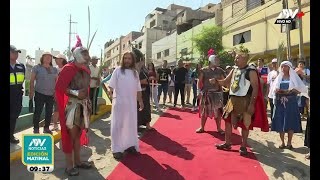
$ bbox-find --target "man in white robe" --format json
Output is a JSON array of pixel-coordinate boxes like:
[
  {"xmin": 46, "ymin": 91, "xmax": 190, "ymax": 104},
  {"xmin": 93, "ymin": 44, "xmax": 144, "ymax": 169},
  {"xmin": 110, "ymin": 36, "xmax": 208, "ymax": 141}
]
[{"xmin": 109, "ymin": 51, "xmax": 144, "ymax": 160}]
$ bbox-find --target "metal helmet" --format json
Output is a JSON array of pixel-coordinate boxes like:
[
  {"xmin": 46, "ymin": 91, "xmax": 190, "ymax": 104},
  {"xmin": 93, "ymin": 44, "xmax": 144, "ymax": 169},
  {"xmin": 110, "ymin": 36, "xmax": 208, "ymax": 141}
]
[{"xmin": 72, "ymin": 47, "xmax": 88, "ymax": 64}]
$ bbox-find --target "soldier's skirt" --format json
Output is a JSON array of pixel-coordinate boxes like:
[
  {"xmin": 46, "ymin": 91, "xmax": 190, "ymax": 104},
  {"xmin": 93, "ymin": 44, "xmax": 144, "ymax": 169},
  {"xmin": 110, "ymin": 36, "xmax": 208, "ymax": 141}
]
[{"xmin": 199, "ymin": 91, "xmax": 223, "ymax": 119}]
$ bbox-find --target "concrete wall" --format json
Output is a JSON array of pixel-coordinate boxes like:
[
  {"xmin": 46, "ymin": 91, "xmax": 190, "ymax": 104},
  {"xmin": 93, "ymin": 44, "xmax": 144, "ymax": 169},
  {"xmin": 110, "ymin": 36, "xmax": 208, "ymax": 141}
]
[
  {"xmin": 134, "ymin": 28, "xmax": 167, "ymax": 64},
  {"xmin": 105, "ymin": 37, "xmax": 123, "ymax": 68},
  {"xmin": 176, "ymin": 8, "xmax": 214, "ymax": 26},
  {"xmin": 35, "ymin": 50, "xmax": 44, "ymax": 65},
  {"xmin": 176, "ymin": 18, "xmax": 215, "ymax": 62},
  {"xmin": 152, "ymin": 32, "xmax": 177, "ymax": 68},
  {"xmin": 121, "ymin": 31, "xmax": 143, "ymax": 58},
  {"xmin": 17, "ymin": 49, "xmax": 26, "ymax": 64},
  {"xmin": 222, "ymin": 0, "xmax": 310, "ymax": 62}
]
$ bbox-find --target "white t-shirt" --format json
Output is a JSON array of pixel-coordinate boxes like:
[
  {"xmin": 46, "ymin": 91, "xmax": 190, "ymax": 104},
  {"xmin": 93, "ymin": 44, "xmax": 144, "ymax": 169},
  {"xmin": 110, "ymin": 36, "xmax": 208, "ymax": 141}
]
[
  {"xmin": 89, "ymin": 65, "xmax": 100, "ymax": 88},
  {"xmin": 169, "ymin": 75, "xmax": 174, "ymax": 86},
  {"xmin": 267, "ymin": 70, "xmax": 279, "ymax": 98}
]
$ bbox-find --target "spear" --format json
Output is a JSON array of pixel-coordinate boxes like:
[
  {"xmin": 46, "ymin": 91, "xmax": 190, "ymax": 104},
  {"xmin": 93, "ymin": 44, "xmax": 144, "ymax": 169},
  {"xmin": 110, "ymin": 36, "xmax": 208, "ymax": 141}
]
[{"xmin": 87, "ymin": 6, "xmax": 90, "ymax": 48}]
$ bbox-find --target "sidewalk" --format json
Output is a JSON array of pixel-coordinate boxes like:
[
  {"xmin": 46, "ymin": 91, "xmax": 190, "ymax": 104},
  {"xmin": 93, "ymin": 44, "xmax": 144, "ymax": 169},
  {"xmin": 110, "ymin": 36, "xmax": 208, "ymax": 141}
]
[{"xmin": 10, "ymin": 104, "xmax": 112, "ymax": 163}]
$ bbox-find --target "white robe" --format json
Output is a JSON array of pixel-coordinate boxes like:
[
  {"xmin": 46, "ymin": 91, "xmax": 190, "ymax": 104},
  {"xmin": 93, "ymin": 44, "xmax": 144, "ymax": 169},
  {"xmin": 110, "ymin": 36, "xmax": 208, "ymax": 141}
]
[{"xmin": 109, "ymin": 67, "xmax": 142, "ymax": 153}]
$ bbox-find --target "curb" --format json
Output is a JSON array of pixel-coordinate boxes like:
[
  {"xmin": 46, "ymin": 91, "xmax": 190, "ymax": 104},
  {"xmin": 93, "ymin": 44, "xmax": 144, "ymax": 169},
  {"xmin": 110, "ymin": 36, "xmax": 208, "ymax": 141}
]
[{"xmin": 10, "ymin": 104, "xmax": 112, "ymax": 163}]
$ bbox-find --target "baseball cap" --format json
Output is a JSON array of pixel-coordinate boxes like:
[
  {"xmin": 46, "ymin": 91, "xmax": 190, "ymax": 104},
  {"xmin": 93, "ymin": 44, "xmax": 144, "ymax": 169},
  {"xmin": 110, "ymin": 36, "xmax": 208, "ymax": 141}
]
[
  {"xmin": 91, "ymin": 56, "xmax": 100, "ymax": 60},
  {"xmin": 226, "ymin": 65, "xmax": 231, "ymax": 69},
  {"xmin": 10, "ymin": 45, "xmax": 21, "ymax": 53},
  {"xmin": 54, "ymin": 54, "xmax": 67, "ymax": 60},
  {"xmin": 271, "ymin": 58, "xmax": 277, "ymax": 63}
]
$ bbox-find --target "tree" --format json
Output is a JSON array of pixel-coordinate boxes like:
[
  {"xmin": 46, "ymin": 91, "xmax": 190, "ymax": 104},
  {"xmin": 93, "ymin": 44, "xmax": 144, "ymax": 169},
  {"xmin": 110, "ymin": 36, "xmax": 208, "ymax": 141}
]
[
  {"xmin": 193, "ymin": 26, "xmax": 224, "ymax": 59},
  {"xmin": 193, "ymin": 26, "xmax": 235, "ymax": 67}
]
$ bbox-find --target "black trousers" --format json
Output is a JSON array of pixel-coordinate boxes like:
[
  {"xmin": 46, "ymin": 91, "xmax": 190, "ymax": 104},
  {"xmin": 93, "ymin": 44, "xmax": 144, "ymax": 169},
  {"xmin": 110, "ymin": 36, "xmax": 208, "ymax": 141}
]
[
  {"xmin": 10, "ymin": 89, "xmax": 23, "ymax": 138},
  {"xmin": 33, "ymin": 91, "xmax": 54, "ymax": 129},
  {"xmin": 269, "ymin": 98, "xmax": 274, "ymax": 121},
  {"xmin": 174, "ymin": 83, "xmax": 185, "ymax": 106},
  {"xmin": 192, "ymin": 83, "xmax": 199, "ymax": 107},
  {"xmin": 138, "ymin": 90, "xmax": 151, "ymax": 126},
  {"xmin": 90, "ymin": 87, "xmax": 99, "ymax": 114}
]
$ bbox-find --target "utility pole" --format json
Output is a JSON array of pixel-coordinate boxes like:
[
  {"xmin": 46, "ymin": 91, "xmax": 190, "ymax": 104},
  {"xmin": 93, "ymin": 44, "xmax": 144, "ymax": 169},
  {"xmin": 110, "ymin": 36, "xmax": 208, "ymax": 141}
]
[
  {"xmin": 284, "ymin": 0, "xmax": 292, "ymax": 62},
  {"xmin": 297, "ymin": 0, "xmax": 304, "ymax": 60},
  {"xmin": 68, "ymin": 15, "xmax": 77, "ymax": 59},
  {"xmin": 100, "ymin": 48, "xmax": 103, "ymax": 65}
]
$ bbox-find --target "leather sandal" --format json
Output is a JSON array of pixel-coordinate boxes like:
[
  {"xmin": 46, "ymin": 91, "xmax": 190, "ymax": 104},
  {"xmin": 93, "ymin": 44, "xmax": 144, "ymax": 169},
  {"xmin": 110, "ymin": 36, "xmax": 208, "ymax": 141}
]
[
  {"xmin": 65, "ymin": 168, "xmax": 79, "ymax": 176},
  {"xmin": 195, "ymin": 128, "xmax": 205, "ymax": 133},
  {"xmin": 215, "ymin": 143, "xmax": 232, "ymax": 150},
  {"xmin": 279, "ymin": 144, "xmax": 286, "ymax": 149},
  {"xmin": 126, "ymin": 146, "xmax": 139, "ymax": 154},
  {"xmin": 113, "ymin": 152, "xmax": 123, "ymax": 161},
  {"xmin": 239, "ymin": 146, "xmax": 248, "ymax": 156},
  {"xmin": 286, "ymin": 145, "xmax": 293, "ymax": 150}
]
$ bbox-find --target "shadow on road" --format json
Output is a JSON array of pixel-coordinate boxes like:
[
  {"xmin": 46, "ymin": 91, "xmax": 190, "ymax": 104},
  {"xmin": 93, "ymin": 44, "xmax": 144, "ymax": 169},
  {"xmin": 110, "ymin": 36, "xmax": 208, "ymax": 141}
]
[
  {"xmin": 160, "ymin": 112, "xmax": 182, "ymax": 120},
  {"xmin": 248, "ymin": 139, "xmax": 310, "ymax": 180},
  {"xmin": 140, "ymin": 130, "xmax": 194, "ymax": 160},
  {"xmin": 121, "ymin": 153, "xmax": 185, "ymax": 180}
]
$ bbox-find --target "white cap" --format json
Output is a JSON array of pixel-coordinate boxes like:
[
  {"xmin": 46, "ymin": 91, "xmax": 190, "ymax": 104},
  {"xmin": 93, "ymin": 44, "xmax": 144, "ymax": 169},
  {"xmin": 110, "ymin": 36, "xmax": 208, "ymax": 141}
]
[
  {"xmin": 226, "ymin": 65, "xmax": 231, "ymax": 69},
  {"xmin": 272, "ymin": 58, "xmax": 277, "ymax": 63},
  {"xmin": 208, "ymin": 55, "xmax": 217, "ymax": 64},
  {"xmin": 54, "ymin": 54, "xmax": 67, "ymax": 60},
  {"xmin": 42, "ymin": 51, "xmax": 52, "ymax": 57}
]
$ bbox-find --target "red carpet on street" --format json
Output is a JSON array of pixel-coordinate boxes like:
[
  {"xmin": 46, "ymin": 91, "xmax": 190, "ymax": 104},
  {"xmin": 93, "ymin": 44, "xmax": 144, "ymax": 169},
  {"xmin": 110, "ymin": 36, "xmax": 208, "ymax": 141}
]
[{"xmin": 107, "ymin": 108, "xmax": 269, "ymax": 180}]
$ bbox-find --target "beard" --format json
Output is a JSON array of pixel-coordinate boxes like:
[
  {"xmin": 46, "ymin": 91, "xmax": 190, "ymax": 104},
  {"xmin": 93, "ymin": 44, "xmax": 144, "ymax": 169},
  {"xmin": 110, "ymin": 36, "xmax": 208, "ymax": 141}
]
[{"xmin": 124, "ymin": 62, "xmax": 132, "ymax": 68}]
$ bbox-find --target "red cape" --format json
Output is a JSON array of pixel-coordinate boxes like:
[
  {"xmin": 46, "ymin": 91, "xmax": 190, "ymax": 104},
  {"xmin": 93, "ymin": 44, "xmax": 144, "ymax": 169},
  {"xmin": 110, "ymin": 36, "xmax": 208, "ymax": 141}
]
[
  {"xmin": 223, "ymin": 70, "xmax": 269, "ymax": 132},
  {"xmin": 251, "ymin": 70, "xmax": 269, "ymax": 132},
  {"xmin": 55, "ymin": 63, "xmax": 91, "ymax": 153}
]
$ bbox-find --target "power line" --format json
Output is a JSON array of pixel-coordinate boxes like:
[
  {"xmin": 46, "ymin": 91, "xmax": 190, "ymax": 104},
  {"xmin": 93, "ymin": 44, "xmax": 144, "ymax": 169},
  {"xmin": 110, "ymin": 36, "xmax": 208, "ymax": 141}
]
[
  {"xmin": 225, "ymin": 1, "xmax": 280, "ymax": 30},
  {"xmin": 221, "ymin": 0, "xmax": 272, "ymax": 28},
  {"xmin": 149, "ymin": 0, "xmax": 266, "ymax": 48}
]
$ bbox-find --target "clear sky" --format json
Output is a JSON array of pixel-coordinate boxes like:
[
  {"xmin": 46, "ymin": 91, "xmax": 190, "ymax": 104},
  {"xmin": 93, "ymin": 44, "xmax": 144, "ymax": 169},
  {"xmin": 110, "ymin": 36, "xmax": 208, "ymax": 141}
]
[{"xmin": 10, "ymin": 0, "xmax": 219, "ymax": 59}]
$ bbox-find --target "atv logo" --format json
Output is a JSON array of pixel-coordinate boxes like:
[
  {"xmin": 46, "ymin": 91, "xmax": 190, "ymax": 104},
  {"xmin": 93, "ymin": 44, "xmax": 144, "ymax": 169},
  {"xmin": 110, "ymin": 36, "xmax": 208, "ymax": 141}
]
[{"xmin": 274, "ymin": 9, "xmax": 305, "ymax": 25}]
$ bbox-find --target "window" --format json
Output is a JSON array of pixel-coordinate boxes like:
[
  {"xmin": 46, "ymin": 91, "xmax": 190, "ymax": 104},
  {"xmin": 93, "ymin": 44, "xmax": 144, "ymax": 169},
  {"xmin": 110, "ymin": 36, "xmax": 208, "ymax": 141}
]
[
  {"xmin": 138, "ymin": 42, "xmax": 142, "ymax": 49},
  {"xmin": 208, "ymin": 5, "xmax": 212, "ymax": 9},
  {"xmin": 157, "ymin": 52, "xmax": 161, "ymax": 59},
  {"xmin": 181, "ymin": 48, "xmax": 188, "ymax": 55},
  {"xmin": 247, "ymin": 0, "xmax": 265, "ymax": 11},
  {"xmin": 123, "ymin": 44, "xmax": 125, "ymax": 50},
  {"xmin": 150, "ymin": 20, "xmax": 156, "ymax": 28},
  {"xmin": 281, "ymin": 18, "xmax": 298, "ymax": 33},
  {"xmin": 128, "ymin": 40, "xmax": 131, "ymax": 45},
  {"xmin": 182, "ymin": 12, "xmax": 185, "ymax": 17},
  {"xmin": 116, "ymin": 46, "xmax": 118, "ymax": 50},
  {"xmin": 233, "ymin": 30, "xmax": 251, "ymax": 46},
  {"xmin": 163, "ymin": 20, "xmax": 168, "ymax": 24},
  {"xmin": 164, "ymin": 49, "xmax": 169, "ymax": 57}
]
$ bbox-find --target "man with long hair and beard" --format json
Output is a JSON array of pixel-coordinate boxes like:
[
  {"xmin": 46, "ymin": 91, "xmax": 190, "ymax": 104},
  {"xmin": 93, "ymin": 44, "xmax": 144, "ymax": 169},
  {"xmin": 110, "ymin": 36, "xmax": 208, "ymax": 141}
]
[
  {"xmin": 109, "ymin": 51, "xmax": 144, "ymax": 160},
  {"xmin": 55, "ymin": 45, "xmax": 93, "ymax": 176}
]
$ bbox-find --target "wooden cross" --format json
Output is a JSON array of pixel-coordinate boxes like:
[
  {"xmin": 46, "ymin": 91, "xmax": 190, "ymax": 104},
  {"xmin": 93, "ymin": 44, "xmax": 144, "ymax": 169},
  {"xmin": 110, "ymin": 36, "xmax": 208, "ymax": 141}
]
[{"xmin": 149, "ymin": 79, "xmax": 160, "ymax": 112}]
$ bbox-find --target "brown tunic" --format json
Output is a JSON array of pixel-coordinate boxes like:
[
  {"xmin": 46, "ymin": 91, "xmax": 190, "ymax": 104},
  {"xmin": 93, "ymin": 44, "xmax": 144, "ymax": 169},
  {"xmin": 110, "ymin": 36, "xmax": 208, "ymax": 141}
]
[
  {"xmin": 201, "ymin": 67, "xmax": 225, "ymax": 91},
  {"xmin": 66, "ymin": 69, "xmax": 91, "ymax": 128},
  {"xmin": 199, "ymin": 67, "xmax": 225, "ymax": 119}
]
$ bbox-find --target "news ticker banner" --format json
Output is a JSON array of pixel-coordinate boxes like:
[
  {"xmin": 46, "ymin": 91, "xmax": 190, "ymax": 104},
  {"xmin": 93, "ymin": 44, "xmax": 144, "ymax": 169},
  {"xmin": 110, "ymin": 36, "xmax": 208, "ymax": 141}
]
[{"xmin": 22, "ymin": 134, "xmax": 54, "ymax": 173}]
